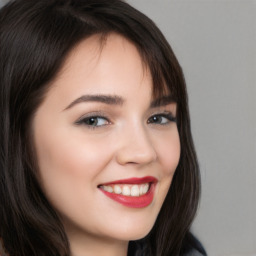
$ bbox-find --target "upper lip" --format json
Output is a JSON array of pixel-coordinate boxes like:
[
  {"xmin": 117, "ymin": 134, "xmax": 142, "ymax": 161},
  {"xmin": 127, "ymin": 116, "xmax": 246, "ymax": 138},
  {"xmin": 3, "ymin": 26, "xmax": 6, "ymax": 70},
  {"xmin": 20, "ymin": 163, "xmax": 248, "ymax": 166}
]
[{"xmin": 99, "ymin": 176, "xmax": 158, "ymax": 186}]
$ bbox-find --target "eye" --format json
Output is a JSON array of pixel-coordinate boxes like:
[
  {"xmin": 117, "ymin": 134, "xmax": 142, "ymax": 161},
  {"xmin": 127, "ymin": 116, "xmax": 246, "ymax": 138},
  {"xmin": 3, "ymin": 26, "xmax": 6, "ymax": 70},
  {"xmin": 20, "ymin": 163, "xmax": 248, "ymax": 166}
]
[
  {"xmin": 76, "ymin": 116, "xmax": 110, "ymax": 128},
  {"xmin": 147, "ymin": 113, "xmax": 176, "ymax": 125}
]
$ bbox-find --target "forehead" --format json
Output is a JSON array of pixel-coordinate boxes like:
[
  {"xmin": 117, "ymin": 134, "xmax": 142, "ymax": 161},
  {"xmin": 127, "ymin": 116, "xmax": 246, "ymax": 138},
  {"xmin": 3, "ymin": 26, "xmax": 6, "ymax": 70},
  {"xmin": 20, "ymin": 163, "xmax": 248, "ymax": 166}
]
[
  {"xmin": 57, "ymin": 34, "xmax": 148, "ymax": 83},
  {"xmin": 46, "ymin": 34, "xmax": 170, "ymax": 107},
  {"xmin": 65, "ymin": 32, "xmax": 170, "ymax": 84}
]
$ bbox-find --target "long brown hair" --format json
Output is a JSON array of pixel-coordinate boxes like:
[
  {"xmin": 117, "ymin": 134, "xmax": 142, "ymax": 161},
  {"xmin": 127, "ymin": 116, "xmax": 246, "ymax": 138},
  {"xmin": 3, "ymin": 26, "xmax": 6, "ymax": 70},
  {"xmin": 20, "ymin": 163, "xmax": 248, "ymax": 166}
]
[{"xmin": 0, "ymin": 1, "xmax": 200, "ymax": 255}]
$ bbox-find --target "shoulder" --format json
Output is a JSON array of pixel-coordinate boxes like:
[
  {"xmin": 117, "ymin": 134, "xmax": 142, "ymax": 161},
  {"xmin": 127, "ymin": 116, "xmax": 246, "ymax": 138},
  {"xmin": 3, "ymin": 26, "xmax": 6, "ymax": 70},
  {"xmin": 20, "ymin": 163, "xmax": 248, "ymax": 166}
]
[{"xmin": 180, "ymin": 232, "xmax": 207, "ymax": 256}]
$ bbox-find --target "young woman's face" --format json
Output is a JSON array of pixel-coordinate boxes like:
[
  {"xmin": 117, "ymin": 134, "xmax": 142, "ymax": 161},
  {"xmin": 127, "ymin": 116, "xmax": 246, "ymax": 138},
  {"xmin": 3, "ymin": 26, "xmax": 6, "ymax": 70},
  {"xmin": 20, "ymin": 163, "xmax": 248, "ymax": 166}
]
[{"xmin": 33, "ymin": 34, "xmax": 180, "ymax": 253}]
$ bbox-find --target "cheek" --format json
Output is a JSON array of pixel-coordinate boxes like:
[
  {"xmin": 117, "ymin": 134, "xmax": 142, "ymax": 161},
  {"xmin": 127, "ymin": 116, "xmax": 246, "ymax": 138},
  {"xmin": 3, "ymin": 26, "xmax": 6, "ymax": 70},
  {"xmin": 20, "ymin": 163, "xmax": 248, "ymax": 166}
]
[
  {"xmin": 151, "ymin": 129, "xmax": 180, "ymax": 206},
  {"xmin": 33, "ymin": 124, "xmax": 113, "ymax": 203},
  {"xmin": 155, "ymin": 130, "xmax": 181, "ymax": 177}
]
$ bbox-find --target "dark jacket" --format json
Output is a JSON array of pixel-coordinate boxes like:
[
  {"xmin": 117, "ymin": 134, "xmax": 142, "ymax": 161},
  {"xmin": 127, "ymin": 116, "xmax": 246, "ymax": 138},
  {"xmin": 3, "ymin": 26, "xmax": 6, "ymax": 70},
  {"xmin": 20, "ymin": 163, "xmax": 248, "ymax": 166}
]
[
  {"xmin": 128, "ymin": 232, "xmax": 207, "ymax": 256},
  {"xmin": 181, "ymin": 233, "xmax": 207, "ymax": 256}
]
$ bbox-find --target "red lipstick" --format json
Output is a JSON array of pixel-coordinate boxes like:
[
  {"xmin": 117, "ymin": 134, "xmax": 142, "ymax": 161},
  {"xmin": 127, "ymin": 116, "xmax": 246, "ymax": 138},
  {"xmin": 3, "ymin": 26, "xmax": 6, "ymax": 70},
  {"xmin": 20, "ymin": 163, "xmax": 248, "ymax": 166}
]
[{"xmin": 98, "ymin": 176, "xmax": 157, "ymax": 208}]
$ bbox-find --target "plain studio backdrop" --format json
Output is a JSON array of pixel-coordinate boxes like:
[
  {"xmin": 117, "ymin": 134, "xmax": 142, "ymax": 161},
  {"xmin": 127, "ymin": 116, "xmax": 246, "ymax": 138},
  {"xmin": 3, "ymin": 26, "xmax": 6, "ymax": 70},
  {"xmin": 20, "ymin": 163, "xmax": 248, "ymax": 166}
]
[{"xmin": 0, "ymin": 1, "xmax": 255, "ymax": 256}]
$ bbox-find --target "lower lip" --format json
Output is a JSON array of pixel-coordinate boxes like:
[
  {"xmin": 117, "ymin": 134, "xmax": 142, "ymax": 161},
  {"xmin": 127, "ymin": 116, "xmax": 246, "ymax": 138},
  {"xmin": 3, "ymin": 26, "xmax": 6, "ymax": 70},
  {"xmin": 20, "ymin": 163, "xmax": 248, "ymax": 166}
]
[{"xmin": 99, "ymin": 183, "xmax": 156, "ymax": 208}]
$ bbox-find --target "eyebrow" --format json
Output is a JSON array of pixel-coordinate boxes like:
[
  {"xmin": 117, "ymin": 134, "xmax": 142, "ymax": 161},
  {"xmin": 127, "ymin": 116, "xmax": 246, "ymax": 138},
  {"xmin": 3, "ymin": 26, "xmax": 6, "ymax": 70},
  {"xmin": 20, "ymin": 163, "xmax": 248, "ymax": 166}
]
[
  {"xmin": 64, "ymin": 94, "xmax": 175, "ymax": 111},
  {"xmin": 64, "ymin": 94, "xmax": 125, "ymax": 110},
  {"xmin": 150, "ymin": 95, "xmax": 176, "ymax": 108}
]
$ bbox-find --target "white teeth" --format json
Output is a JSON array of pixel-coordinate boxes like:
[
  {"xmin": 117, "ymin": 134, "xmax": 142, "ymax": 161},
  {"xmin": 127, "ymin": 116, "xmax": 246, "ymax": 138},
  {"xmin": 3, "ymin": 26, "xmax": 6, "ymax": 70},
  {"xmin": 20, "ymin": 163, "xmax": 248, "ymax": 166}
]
[
  {"xmin": 142, "ymin": 183, "xmax": 149, "ymax": 194},
  {"xmin": 140, "ymin": 185, "xmax": 144, "ymax": 195},
  {"xmin": 114, "ymin": 185, "xmax": 122, "ymax": 194},
  {"xmin": 103, "ymin": 185, "xmax": 113, "ymax": 193},
  {"xmin": 131, "ymin": 185, "xmax": 140, "ymax": 197},
  {"xmin": 101, "ymin": 183, "xmax": 151, "ymax": 197},
  {"xmin": 122, "ymin": 185, "xmax": 130, "ymax": 196}
]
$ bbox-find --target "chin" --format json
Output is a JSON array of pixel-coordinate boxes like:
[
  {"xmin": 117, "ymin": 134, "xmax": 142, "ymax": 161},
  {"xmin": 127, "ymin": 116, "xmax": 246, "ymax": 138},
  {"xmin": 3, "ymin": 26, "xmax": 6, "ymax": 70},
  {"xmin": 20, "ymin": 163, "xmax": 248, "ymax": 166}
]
[{"xmin": 105, "ymin": 216, "xmax": 156, "ymax": 242}]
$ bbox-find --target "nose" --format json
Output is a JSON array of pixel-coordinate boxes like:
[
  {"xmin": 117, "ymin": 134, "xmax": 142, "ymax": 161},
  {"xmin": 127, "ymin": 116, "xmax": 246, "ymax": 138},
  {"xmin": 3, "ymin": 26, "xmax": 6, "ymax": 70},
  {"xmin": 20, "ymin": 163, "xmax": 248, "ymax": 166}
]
[{"xmin": 115, "ymin": 124, "xmax": 157, "ymax": 166}]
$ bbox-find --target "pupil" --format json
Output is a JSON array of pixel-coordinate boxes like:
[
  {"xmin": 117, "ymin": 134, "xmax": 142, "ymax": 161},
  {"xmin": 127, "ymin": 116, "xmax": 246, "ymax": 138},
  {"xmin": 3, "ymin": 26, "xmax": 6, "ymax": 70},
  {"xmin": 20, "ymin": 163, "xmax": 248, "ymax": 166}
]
[
  {"xmin": 88, "ymin": 117, "xmax": 97, "ymax": 125},
  {"xmin": 153, "ymin": 116, "xmax": 160, "ymax": 123}
]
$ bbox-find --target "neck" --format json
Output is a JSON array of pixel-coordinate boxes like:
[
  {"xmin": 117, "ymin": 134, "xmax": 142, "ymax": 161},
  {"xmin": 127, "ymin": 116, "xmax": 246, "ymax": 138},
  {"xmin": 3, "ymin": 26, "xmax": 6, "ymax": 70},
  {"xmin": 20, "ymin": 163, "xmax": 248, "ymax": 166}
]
[{"xmin": 69, "ymin": 232, "xmax": 129, "ymax": 256}]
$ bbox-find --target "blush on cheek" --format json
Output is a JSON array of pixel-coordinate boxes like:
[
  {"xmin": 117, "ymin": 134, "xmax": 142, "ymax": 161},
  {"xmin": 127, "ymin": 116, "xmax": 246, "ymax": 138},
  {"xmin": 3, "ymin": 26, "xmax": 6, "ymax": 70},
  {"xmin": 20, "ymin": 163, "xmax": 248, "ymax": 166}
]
[{"xmin": 158, "ymin": 140, "xmax": 180, "ymax": 177}]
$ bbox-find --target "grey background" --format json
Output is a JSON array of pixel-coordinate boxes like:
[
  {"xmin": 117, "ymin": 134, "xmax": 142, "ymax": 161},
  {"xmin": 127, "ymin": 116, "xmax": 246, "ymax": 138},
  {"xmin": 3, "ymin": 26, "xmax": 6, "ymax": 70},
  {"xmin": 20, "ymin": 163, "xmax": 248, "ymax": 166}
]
[{"xmin": 0, "ymin": 0, "xmax": 255, "ymax": 256}]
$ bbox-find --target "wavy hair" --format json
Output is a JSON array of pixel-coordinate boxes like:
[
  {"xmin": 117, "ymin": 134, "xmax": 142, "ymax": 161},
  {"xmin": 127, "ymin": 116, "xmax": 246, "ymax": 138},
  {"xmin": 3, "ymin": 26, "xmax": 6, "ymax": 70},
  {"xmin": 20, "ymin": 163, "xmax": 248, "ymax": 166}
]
[{"xmin": 0, "ymin": 0, "xmax": 200, "ymax": 255}]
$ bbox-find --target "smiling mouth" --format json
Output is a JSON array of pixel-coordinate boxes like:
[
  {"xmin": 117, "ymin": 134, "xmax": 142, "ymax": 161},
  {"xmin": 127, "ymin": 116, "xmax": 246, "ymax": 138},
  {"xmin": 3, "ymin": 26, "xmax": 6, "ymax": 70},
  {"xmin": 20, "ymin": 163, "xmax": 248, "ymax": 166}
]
[
  {"xmin": 99, "ymin": 183, "xmax": 150, "ymax": 197},
  {"xmin": 98, "ymin": 176, "xmax": 157, "ymax": 208}
]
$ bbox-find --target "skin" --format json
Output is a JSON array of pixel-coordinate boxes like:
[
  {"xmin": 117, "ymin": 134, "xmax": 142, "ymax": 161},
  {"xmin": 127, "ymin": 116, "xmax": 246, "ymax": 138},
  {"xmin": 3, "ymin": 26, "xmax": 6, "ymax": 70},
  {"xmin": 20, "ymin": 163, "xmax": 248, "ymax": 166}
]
[{"xmin": 32, "ymin": 33, "xmax": 180, "ymax": 256}]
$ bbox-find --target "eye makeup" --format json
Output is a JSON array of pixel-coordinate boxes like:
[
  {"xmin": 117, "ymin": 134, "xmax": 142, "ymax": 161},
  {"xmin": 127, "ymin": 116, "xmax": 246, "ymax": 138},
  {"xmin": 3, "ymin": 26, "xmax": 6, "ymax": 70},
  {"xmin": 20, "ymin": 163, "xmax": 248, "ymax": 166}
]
[
  {"xmin": 75, "ymin": 111, "xmax": 112, "ymax": 129},
  {"xmin": 147, "ymin": 112, "xmax": 176, "ymax": 125}
]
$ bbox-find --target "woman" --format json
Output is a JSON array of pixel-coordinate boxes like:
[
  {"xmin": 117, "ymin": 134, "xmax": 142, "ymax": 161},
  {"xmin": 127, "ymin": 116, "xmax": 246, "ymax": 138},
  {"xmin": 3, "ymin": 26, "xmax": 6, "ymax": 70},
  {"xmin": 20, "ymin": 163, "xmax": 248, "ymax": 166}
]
[{"xmin": 0, "ymin": 0, "xmax": 206, "ymax": 255}]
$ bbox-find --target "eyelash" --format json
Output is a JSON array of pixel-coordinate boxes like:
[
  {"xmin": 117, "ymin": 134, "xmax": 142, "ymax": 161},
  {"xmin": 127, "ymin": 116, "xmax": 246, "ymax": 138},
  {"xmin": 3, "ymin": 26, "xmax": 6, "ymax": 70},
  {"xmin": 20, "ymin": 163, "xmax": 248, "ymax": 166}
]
[
  {"xmin": 147, "ymin": 113, "xmax": 177, "ymax": 125},
  {"xmin": 76, "ymin": 112, "xmax": 176, "ymax": 129},
  {"xmin": 75, "ymin": 113, "xmax": 111, "ymax": 129}
]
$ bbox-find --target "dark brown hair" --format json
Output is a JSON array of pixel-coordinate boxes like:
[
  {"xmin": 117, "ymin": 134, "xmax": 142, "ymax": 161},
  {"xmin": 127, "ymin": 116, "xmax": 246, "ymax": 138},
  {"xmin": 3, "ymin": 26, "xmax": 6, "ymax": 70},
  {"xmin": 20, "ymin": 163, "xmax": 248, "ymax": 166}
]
[{"xmin": 0, "ymin": 0, "xmax": 201, "ymax": 255}]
